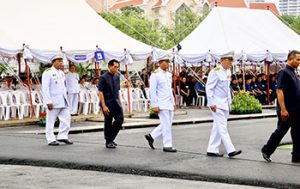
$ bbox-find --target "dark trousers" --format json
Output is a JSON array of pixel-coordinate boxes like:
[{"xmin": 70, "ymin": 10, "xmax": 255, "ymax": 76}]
[
  {"xmin": 262, "ymin": 110, "xmax": 300, "ymax": 160},
  {"xmin": 104, "ymin": 105, "xmax": 124, "ymax": 144}
]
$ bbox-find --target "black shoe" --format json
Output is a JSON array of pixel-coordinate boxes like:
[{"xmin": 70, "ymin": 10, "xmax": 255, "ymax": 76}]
[
  {"xmin": 71, "ymin": 114, "xmax": 79, "ymax": 116},
  {"xmin": 112, "ymin": 141, "xmax": 118, "ymax": 146},
  {"xmin": 163, "ymin": 147, "xmax": 177, "ymax": 153},
  {"xmin": 292, "ymin": 157, "xmax": 300, "ymax": 163},
  {"xmin": 48, "ymin": 141, "xmax": 59, "ymax": 146},
  {"xmin": 262, "ymin": 151, "xmax": 272, "ymax": 162},
  {"xmin": 106, "ymin": 142, "xmax": 116, "ymax": 149},
  {"xmin": 228, "ymin": 150, "xmax": 242, "ymax": 157},
  {"xmin": 145, "ymin": 134, "xmax": 155, "ymax": 150},
  {"xmin": 207, "ymin": 152, "xmax": 224, "ymax": 157},
  {"xmin": 57, "ymin": 139, "xmax": 73, "ymax": 145}
]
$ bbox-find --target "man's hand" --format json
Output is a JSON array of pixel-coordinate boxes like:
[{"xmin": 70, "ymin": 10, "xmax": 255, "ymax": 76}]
[
  {"xmin": 280, "ymin": 109, "xmax": 289, "ymax": 122},
  {"xmin": 102, "ymin": 106, "xmax": 110, "ymax": 116},
  {"xmin": 47, "ymin": 104, "xmax": 53, "ymax": 111},
  {"xmin": 210, "ymin": 105, "xmax": 217, "ymax": 112},
  {"xmin": 153, "ymin": 107, "xmax": 160, "ymax": 114},
  {"xmin": 174, "ymin": 105, "xmax": 177, "ymax": 111}
]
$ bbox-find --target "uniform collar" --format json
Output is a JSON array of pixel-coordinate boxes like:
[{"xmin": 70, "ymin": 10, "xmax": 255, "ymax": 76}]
[
  {"xmin": 220, "ymin": 65, "xmax": 226, "ymax": 71},
  {"xmin": 51, "ymin": 66, "xmax": 60, "ymax": 72},
  {"xmin": 286, "ymin": 65, "xmax": 295, "ymax": 71}
]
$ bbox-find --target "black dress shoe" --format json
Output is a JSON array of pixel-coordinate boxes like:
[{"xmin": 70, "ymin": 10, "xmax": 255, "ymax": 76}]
[
  {"xmin": 71, "ymin": 114, "xmax": 79, "ymax": 116},
  {"xmin": 163, "ymin": 147, "xmax": 177, "ymax": 153},
  {"xmin": 112, "ymin": 141, "xmax": 118, "ymax": 146},
  {"xmin": 145, "ymin": 134, "xmax": 155, "ymax": 150},
  {"xmin": 48, "ymin": 141, "xmax": 59, "ymax": 146},
  {"xmin": 292, "ymin": 157, "xmax": 300, "ymax": 163},
  {"xmin": 207, "ymin": 152, "xmax": 224, "ymax": 157},
  {"xmin": 57, "ymin": 139, "xmax": 73, "ymax": 145},
  {"xmin": 228, "ymin": 150, "xmax": 242, "ymax": 157},
  {"xmin": 262, "ymin": 151, "xmax": 272, "ymax": 162},
  {"xmin": 106, "ymin": 142, "xmax": 116, "ymax": 149}
]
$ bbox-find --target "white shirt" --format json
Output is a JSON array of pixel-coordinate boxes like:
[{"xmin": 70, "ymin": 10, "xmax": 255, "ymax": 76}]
[
  {"xmin": 206, "ymin": 65, "xmax": 231, "ymax": 111},
  {"xmin": 42, "ymin": 66, "xmax": 69, "ymax": 108},
  {"xmin": 150, "ymin": 68, "xmax": 175, "ymax": 110},
  {"xmin": 65, "ymin": 72, "xmax": 80, "ymax": 94}
]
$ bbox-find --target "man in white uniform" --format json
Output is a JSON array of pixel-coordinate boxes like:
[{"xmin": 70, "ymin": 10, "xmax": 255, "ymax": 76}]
[
  {"xmin": 206, "ymin": 55, "xmax": 241, "ymax": 157},
  {"xmin": 65, "ymin": 64, "xmax": 80, "ymax": 116},
  {"xmin": 42, "ymin": 55, "xmax": 73, "ymax": 146},
  {"xmin": 145, "ymin": 58, "xmax": 176, "ymax": 153}
]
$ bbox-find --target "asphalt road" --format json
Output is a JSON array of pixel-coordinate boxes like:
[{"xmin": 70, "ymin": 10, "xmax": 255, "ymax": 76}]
[{"xmin": 0, "ymin": 117, "xmax": 299, "ymax": 188}]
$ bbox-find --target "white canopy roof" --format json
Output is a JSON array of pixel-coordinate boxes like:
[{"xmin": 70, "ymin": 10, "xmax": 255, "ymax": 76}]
[
  {"xmin": 178, "ymin": 7, "xmax": 300, "ymax": 54},
  {"xmin": 0, "ymin": 0, "xmax": 153, "ymax": 52}
]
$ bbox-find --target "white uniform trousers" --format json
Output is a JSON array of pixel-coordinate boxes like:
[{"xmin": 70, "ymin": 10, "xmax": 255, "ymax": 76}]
[
  {"xmin": 67, "ymin": 93, "xmax": 79, "ymax": 115},
  {"xmin": 151, "ymin": 110, "xmax": 174, "ymax": 148},
  {"xmin": 207, "ymin": 109, "xmax": 236, "ymax": 154},
  {"xmin": 46, "ymin": 108, "xmax": 71, "ymax": 144}
]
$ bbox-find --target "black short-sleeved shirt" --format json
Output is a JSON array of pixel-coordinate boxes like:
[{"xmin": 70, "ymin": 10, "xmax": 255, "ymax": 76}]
[
  {"xmin": 98, "ymin": 71, "xmax": 121, "ymax": 109},
  {"xmin": 276, "ymin": 65, "xmax": 300, "ymax": 113}
]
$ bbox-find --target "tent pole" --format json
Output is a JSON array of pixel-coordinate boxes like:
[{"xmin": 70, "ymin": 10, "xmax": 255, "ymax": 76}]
[
  {"xmin": 145, "ymin": 57, "xmax": 149, "ymax": 88},
  {"xmin": 177, "ymin": 64, "xmax": 181, "ymax": 107},
  {"xmin": 266, "ymin": 61, "xmax": 270, "ymax": 105},
  {"xmin": 172, "ymin": 48, "xmax": 177, "ymax": 107},
  {"xmin": 17, "ymin": 53, "xmax": 21, "ymax": 77},
  {"xmin": 125, "ymin": 48, "xmax": 131, "ymax": 113},
  {"xmin": 95, "ymin": 45, "xmax": 100, "ymax": 78},
  {"xmin": 242, "ymin": 60, "xmax": 246, "ymax": 90},
  {"xmin": 24, "ymin": 58, "xmax": 35, "ymax": 117}
]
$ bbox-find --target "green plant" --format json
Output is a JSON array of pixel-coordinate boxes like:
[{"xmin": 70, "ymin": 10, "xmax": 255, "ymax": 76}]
[
  {"xmin": 149, "ymin": 108, "xmax": 159, "ymax": 119},
  {"xmin": 75, "ymin": 63, "xmax": 93, "ymax": 77},
  {"xmin": 0, "ymin": 63, "xmax": 10, "ymax": 76},
  {"xmin": 231, "ymin": 92, "xmax": 262, "ymax": 114}
]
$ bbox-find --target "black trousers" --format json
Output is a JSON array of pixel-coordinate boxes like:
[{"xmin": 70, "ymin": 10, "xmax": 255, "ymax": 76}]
[
  {"xmin": 104, "ymin": 105, "xmax": 124, "ymax": 144},
  {"xmin": 262, "ymin": 110, "xmax": 300, "ymax": 160}
]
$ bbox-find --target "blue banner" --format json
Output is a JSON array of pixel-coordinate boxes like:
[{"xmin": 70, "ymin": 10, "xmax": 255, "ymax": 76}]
[
  {"xmin": 95, "ymin": 51, "xmax": 105, "ymax": 62},
  {"xmin": 74, "ymin": 54, "xmax": 87, "ymax": 61}
]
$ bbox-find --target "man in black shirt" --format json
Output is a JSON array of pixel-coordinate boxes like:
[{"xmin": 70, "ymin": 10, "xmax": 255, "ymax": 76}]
[
  {"xmin": 261, "ymin": 50, "xmax": 300, "ymax": 163},
  {"xmin": 98, "ymin": 59, "xmax": 124, "ymax": 148}
]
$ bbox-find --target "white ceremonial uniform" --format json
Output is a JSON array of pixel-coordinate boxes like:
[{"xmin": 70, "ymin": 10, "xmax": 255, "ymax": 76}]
[
  {"xmin": 206, "ymin": 66, "xmax": 236, "ymax": 154},
  {"xmin": 149, "ymin": 68, "xmax": 175, "ymax": 148},
  {"xmin": 65, "ymin": 72, "xmax": 80, "ymax": 114},
  {"xmin": 42, "ymin": 66, "xmax": 71, "ymax": 144}
]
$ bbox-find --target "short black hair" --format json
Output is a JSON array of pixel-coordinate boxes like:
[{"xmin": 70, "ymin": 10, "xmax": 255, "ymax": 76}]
[
  {"xmin": 288, "ymin": 50, "xmax": 300, "ymax": 60},
  {"xmin": 108, "ymin": 59, "xmax": 120, "ymax": 67}
]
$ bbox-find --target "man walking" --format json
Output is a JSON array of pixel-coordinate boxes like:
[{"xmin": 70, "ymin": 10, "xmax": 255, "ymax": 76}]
[
  {"xmin": 98, "ymin": 59, "xmax": 124, "ymax": 149},
  {"xmin": 206, "ymin": 54, "xmax": 241, "ymax": 158},
  {"xmin": 65, "ymin": 64, "xmax": 80, "ymax": 116},
  {"xmin": 145, "ymin": 58, "xmax": 177, "ymax": 153},
  {"xmin": 261, "ymin": 50, "xmax": 300, "ymax": 163},
  {"xmin": 42, "ymin": 55, "xmax": 73, "ymax": 146}
]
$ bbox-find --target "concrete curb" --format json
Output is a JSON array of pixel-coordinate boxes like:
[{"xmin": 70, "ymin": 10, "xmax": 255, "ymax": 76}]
[{"xmin": 0, "ymin": 157, "xmax": 298, "ymax": 189}]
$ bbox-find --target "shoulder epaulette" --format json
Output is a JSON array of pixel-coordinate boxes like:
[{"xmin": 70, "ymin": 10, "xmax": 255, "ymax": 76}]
[
  {"xmin": 153, "ymin": 69, "xmax": 159, "ymax": 73},
  {"xmin": 213, "ymin": 67, "xmax": 220, "ymax": 71},
  {"xmin": 45, "ymin": 68, "xmax": 51, "ymax": 72}
]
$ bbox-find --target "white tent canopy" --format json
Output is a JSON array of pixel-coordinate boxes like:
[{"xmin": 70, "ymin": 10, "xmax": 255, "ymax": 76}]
[
  {"xmin": 174, "ymin": 7, "xmax": 300, "ymax": 64},
  {"xmin": 0, "ymin": 0, "xmax": 153, "ymax": 52}
]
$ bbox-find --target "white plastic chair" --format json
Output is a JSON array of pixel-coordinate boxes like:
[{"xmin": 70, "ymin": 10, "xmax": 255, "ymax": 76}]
[
  {"xmin": 0, "ymin": 92, "xmax": 11, "ymax": 120},
  {"xmin": 31, "ymin": 90, "xmax": 43, "ymax": 118},
  {"xmin": 7, "ymin": 91, "xmax": 22, "ymax": 119},
  {"xmin": 195, "ymin": 88, "xmax": 205, "ymax": 107},
  {"xmin": 133, "ymin": 88, "xmax": 149, "ymax": 112},
  {"xmin": 78, "ymin": 90, "xmax": 90, "ymax": 115}
]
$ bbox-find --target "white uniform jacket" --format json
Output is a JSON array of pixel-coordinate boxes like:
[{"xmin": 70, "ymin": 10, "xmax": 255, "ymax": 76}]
[
  {"xmin": 206, "ymin": 66, "xmax": 231, "ymax": 111},
  {"xmin": 65, "ymin": 72, "xmax": 80, "ymax": 94},
  {"xmin": 42, "ymin": 66, "xmax": 69, "ymax": 108},
  {"xmin": 150, "ymin": 68, "xmax": 175, "ymax": 110}
]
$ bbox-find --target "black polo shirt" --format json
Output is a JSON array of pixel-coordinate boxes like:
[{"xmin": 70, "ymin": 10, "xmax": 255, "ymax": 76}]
[
  {"xmin": 276, "ymin": 65, "xmax": 300, "ymax": 113},
  {"xmin": 98, "ymin": 71, "xmax": 121, "ymax": 108}
]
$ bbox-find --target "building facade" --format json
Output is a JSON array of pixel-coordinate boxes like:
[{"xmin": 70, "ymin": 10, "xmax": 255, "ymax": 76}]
[{"xmin": 279, "ymin": 0, "xmax": 300, "ymax": 16}]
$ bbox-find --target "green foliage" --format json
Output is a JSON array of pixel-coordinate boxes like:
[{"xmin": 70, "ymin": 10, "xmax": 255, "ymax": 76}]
[
  {"xmin": 280, "ymin": 14, "xmax": 300, "ymax": 35},
  {"xmin": 100, "ymin": 7, "xmax": 208, "ymax": 50},
  {"xmin": 75, "ymin": 63, "xmax": 93, "ymax": 77},
  {"xmin": 0, "ymin": 63, "xmax": 10, "ymax": 76},
  {"xmin": 231, "ymin": 92, "xmax": 262, "ymax": 114}
]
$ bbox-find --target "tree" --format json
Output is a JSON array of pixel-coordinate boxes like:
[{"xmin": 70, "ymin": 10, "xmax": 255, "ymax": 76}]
[{"xmin": 100, "ymin": 7, "xmax": 208, "ymax": 50}]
